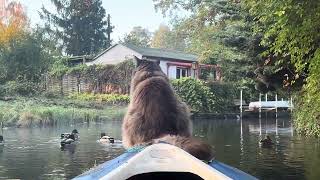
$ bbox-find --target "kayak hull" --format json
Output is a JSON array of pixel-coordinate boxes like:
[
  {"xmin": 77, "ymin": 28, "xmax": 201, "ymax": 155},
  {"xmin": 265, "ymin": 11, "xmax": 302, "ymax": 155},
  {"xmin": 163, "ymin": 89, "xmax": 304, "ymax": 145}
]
[{"xmin": 73, "ymin": 144, "xmax": 257, "ymax": 180}]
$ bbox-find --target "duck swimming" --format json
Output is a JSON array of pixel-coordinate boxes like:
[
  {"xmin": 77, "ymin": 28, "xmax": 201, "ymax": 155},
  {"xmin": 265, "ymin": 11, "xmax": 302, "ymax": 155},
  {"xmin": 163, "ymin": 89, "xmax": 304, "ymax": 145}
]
[
  {"xmin": 98, "ymin": 133, "xmax": 114, "ymax": 144},
  {"xmin": 72, "ymin": 129, "xmax": 79, "ymax": 140},
  {"xmin": 60, "ymin": 134, "xmax": 76, "ymax": 147},
  {"xmin": 260, "ymin": 136, "xmax": 274, "ymax": 146},
  {"xmin": 61, "ymin": 129, "xmax": 79, "ymax": 140}
]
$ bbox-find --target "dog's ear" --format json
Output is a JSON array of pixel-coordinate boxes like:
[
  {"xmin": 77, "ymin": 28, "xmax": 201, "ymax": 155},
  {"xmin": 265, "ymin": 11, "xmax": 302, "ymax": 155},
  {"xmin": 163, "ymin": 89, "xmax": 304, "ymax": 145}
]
[{"xmin": 133, "ymin": 56, "xmax": 142, "ymax": 67}]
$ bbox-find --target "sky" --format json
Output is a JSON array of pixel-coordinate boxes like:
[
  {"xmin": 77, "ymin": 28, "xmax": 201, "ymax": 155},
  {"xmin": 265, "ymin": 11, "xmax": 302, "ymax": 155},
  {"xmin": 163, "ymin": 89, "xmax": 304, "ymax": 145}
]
[{"xmin": 18, "ymin": 0, "xmax": 169, "ymax": 40}]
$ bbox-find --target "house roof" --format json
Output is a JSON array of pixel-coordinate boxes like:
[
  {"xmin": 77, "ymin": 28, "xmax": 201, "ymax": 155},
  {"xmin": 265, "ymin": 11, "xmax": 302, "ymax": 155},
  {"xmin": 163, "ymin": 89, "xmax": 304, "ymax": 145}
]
[
  {"xmin": 93, "ymin": 44, "xmax": 199, "ymax": 62},
  {"xmin": 68, "ymin": 55, "xmax": 94, "ymax": 62},
  {"xmin": 124, "ymin": 44, "xmax": 198, "ymax": 62}
]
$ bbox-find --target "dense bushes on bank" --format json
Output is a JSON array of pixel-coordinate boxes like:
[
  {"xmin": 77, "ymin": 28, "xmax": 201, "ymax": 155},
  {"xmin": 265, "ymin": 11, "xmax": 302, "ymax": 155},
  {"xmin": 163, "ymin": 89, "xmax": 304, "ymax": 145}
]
[
  {"xmin": 171, "ymin": 78, "xmax": 236, "ymax": 113},
  {"xmin": 171, "ymin": 78, "xmax": 216, "ymax": 113},
  {"xmin": 68, "ymin": 93, "xmax": 130, "ymax": 105},
  {"xmin": 207, "ymin": 82, "xmax": 237, "ymax": 113},
  {"xmin": 294, "ymin": 55, "xmax": 320, "ymax": 137},
  {"xmin": 0, "ymin": 81, "xmax": 41, "ymax": 96}
]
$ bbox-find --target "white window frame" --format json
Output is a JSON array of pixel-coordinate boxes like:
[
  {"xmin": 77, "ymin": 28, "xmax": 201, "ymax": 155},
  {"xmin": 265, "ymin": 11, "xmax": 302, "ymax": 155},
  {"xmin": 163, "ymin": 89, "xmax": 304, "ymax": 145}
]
[{"xmin": 176, "ymin": 67, "xmax": 189, "ymax": 79}]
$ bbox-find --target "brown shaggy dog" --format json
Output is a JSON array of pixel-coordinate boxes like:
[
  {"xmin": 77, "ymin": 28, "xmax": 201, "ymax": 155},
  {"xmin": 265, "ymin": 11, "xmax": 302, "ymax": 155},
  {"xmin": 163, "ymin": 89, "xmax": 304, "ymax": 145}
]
[{"xmin": 122, "ymin": 57, "xmax": 213, "ymax": 161}]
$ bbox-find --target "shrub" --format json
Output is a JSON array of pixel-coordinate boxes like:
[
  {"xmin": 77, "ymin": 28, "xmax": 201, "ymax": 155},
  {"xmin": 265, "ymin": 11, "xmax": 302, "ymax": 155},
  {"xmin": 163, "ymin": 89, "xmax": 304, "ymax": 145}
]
[
  {"xmin": 42, "ymin": 90, "xmax": 60, "ymax": 99},
  {"xmin": 207, "ymin": 82, "xmax": 237, "ymax": 112},
  {"xmin": 0, "ymin": 84, "xmax": 5, "ymax": 96},
  {"xmin": 294, "ymin": 53, "xmax": 320, "ymax": 137},
  {"xmin": 171, "ymin": 78, "xmax": 216, "ymax": 113},
  {"xmin": 68, "ymin": 93, "xmax": 130, "ymax": 105},
  {"xmin": 2, "ymin": 80, "xmax": 40, "ymax": 96}
]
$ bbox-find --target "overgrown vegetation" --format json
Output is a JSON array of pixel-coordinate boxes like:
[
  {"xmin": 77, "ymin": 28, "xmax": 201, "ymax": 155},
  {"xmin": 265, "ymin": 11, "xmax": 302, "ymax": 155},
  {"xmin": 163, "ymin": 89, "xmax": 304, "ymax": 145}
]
[
  {"xmin": 244, "ymin": 0, "xmax": 320, "ymax": 136},
  {"xmin": 0, "ymin": 97, "xmax": 126, "ymax": 128},
  {"xmin": 152, "ymin": 0, "xmax": 320, "ymax": 136},
  {"xmin": 47, "ymin": 59, "xmax": 134, "ymax": 95},
  {"xmin": 1, "ymin": 0, "xmax": 319, "ymax": 136},
  {"xmin": 151, "ymin": 0, "xmax": 265, "ymax": 107},
  {"xmin": 294, "ymin": 57, "xmax": 320, "ymax": 136},
  {"xmin": 0, "ymin": 3, "xmax": 57, "ymax": 97},
  {"xmin": 68, "ymin": 93, "xmax": 129, "ymax": 105},
  {"xmin": 172, "ymin": 78, "xmax": 236, "ymax": 113}
]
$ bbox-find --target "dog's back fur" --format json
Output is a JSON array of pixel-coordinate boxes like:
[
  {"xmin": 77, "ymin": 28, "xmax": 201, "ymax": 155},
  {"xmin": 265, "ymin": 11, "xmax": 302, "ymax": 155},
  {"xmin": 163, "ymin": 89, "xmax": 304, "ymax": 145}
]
[{"xmin": 122, "ymin": 57, "xmax": 213, "ymax": 161}]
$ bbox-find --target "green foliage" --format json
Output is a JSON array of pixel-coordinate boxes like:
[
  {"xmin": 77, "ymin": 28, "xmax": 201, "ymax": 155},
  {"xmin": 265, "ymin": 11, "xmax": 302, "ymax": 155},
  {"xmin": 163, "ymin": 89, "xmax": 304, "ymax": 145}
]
[
  {"xmin": 0, "ymin": 28, "xmax": 57, "ymax": 97},
  {"xmin": 119, "ymin": 26, "xmax": 152, "ymax": 47},
  {"xmin": 0, "ymin": 81, "xmax": 40, "ymax": 96},
  {"xmin": 41, "ymin": 0, "xmax": 113, "ymax": 55},
  {"xmin": 154, "ymin": 0, "xmax": 257, "ymax": 94},
  {"xmin": 0, "ymin": 98, "xmax": 126, "ymax": 127},
  {"xmin": 48, "ymin": 59, "xmax": 135, "ymax": 94},
  {"xmin": 0, "ymin": 31, "xmax": 53, "ymax": 84},
  {"xmin": 294, "ymin": 50, "xmax": 320, "ymax": 137},
  {"xmin": 207, "ymin": 82, "xmax": 237, "ymax": 112},
  {"xmin": 68, "ymin": 93, "xmax": 129, "ymax": 105},
  {"xmin": 151, "ymin": 24, "xmax": 186, "ymax": 51},
  {"xmin": 171, "ymin": 78, "xmax": 216, "ymax": 113},
  {"xmin": 245, "ymin": 0, "xmax": 320, "ymax": 136},
  {"xmin": 245, "ymin": 0, "xmax": 320, "ymax": 73},
  {"xmin": 48, "ymin": 57, "xmax": 69, "ymax": 78}
]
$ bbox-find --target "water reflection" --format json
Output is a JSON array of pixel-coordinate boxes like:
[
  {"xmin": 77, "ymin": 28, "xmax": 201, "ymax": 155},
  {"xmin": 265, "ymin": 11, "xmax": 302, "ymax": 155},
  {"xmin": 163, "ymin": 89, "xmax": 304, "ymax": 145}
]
[
  {"xmin": 0, "ymin": 121, "xmax": 125, "ymax": 179},
  {"xmin": 193, "ymin": 115, "xmax": 320, "ymax": 180},
  {"xmin": 0, "ymin": 115, "xmax": 319, "ymax": 179}
]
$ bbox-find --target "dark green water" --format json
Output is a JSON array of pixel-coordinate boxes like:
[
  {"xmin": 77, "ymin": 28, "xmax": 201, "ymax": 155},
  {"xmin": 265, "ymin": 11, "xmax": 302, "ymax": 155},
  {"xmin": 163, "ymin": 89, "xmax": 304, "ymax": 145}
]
[{"xmin": 0, "ymin": 115, "xmax": 319, "ymax": 179}]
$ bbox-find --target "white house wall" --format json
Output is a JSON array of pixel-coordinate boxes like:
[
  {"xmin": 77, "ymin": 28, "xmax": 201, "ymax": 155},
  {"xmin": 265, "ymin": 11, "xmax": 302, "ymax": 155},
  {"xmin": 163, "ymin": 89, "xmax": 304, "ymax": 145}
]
[
  {"xmin": 191, "ymin": 69, "xmax": 195, "ymax": 78},
  {"xmin": 86, "ymin": 44, "xmax": 142, "ymax": 65},
  {"xmin": 168, "ymin": 65, "xmax": 177, "ymax": 79},
  {"xmin": 151, "ymin": 59, "xmax": 176, "ymax": 79},
  {"xmin": 159, "ymin": 61, "xmax": 168, "ymax": 76}
]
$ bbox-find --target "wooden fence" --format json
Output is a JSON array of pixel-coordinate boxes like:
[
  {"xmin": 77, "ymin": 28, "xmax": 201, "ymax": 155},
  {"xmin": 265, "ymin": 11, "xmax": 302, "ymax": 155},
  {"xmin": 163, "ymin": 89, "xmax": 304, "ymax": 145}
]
[{"xmin": 44, "ymin": 74, "xmax": 129, "ymax": 95}]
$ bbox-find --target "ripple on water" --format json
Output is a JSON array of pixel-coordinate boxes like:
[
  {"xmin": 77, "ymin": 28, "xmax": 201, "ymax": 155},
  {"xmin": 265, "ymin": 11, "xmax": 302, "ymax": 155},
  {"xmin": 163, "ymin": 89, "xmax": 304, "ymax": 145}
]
[{"xmin": 0, "ymin": 118, "xmax": 320, "ymax": 179}]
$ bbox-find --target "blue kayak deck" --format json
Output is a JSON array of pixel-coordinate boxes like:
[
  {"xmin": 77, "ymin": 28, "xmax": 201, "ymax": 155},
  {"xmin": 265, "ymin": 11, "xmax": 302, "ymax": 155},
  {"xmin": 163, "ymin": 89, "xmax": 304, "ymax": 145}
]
[{"xmin": 74, "ymin": 150, "xmax": 257, "ymax": 180}]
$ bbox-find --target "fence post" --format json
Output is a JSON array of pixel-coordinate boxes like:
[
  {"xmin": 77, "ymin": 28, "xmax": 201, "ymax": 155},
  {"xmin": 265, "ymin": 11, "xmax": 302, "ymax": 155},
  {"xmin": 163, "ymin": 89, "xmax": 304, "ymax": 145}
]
[
  {"xmin": 259, "ymin": 93, "xmax": 262, "ymax": 119},
  {"xmin": 290, "ymin": 96, "xmax": 293, "ymax": 113},
  {"xmin": 265, "ymin": 93, "xmax": 268, "ymax": 102},
  {"xmin": 275, "ymin": 93, "xmax": 278, "ymax": 135},
  {"xmin": 240, "ymin": 89, "xmax": 243, "ymax": 114}
]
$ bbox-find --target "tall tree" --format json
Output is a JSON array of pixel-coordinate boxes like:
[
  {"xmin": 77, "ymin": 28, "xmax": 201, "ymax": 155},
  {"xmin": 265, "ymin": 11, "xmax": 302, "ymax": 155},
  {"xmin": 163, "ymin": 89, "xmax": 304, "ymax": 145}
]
[
  {"xmin": 0, "ymin": 1, "xmax": 26, "ymax": 45},
  {"xmin": 153, "ymin": 0, "xmax": 255, "ymax": 81},
  {"xmin": 245, "ymin": 0, "xmax": 320, "ymax": 136},
  {"xmin": 151, "ymin": 24, "xmax": 186, "ymax": 51},
  {"xmin": 40, "ymin": 0, "xmax": 113, "ymax": 56},
  {"xmin": 119, "ymin": 26, "xmax": 151, "ymax": 47}
]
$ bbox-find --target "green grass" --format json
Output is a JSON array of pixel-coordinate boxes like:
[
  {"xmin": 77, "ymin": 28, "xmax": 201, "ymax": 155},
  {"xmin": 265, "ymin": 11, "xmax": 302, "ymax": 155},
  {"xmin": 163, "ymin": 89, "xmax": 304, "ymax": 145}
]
[
  {"xmin": 0, "ymin": 97, "xmax": 127, "ymax": 127},
  {"xmin": 68, "ymin": 93, "xmax": 130, "ymax": 105}
]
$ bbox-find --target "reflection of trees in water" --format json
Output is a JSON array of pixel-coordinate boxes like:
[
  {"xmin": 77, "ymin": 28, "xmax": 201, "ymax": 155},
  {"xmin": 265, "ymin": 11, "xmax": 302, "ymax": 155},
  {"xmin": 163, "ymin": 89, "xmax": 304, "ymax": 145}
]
[
  {"xmin": 192, "ymin": 119, "xmax": 242, "ymax": 166},
  {"xmin": 0, "ymin": 118, "xmax": 319, "ymax": 179},
  {"xmin": 192, "ymin": 117, "xmax": 320, "ymax": 179}
]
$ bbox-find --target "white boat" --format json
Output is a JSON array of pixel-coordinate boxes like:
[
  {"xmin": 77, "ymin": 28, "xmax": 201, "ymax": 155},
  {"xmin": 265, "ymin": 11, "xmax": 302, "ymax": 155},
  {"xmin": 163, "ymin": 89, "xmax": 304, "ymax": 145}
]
[{"xmin": 73, "ymin": 143, "xmax": 257, "ymax": 180}]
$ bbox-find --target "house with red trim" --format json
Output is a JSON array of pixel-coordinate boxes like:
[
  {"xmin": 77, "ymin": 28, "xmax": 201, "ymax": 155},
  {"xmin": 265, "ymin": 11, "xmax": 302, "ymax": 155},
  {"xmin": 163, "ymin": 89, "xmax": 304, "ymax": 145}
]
[{"xmin": 87, "ymin": 44, "xmax": 221, "ymax": 81}]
